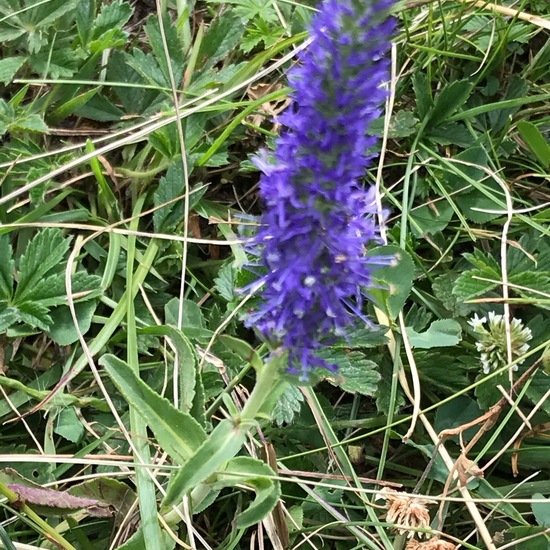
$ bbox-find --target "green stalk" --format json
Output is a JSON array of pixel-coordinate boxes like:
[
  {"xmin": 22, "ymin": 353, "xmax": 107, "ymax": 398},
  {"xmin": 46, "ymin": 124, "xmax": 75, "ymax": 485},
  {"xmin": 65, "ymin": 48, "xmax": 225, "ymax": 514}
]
[{"xmin": 126, "ymin": 197, "xmax": 164, "ymax": 549}]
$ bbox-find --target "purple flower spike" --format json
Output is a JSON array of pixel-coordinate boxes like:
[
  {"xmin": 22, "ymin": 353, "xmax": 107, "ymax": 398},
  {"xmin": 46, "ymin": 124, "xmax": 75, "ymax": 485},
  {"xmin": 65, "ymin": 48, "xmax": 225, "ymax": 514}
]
[{"xmin": 246, "ymin": 0, "xmax": 396, "ymax": 380}]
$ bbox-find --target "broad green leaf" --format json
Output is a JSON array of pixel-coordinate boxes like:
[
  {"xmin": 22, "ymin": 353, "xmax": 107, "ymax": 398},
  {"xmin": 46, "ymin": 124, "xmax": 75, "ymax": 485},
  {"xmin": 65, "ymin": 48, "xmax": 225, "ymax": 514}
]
[
  {"xmin": 517, "ymin": 121, "xmax": 550, "ymax": 169},
  {"xmin": 46, "ymin": 301, "xmax": 97, "ymax": 346},
  {"xmin": 54, "ymin": 407, "xmax": 84, "ymax": 443},
  {"xmin": 319, "ymin": 349, "xmax": 380, "ymax": 397},
  {"xmin": 410, "ymin": 200, "xmax": 454, "ymax": 237},
  {"xmin": 474, "ymin": 480, "xmax": 526, "ymax": 523},
  {"xmin": 161, "ymin": 419, "xmax": 247, "ymax": 509},
  {"xmin": 0, "ymin": 236, "xmax": 14, "ymax": 301},
  {"xmin": 368, "ymin": 245, "xmax": 415, "ymax": 320},
  {"xmin": 0, "ymin": 57, "xmax": 26, "ymax": 84},
  {"xmin": 406, "ymin": 319, "xmax": 462, "ymax": 348},
  {"xmin": 532, "ymin": 493, "xmax": 550, "ymax": 527},
  {"xmin": 212, "ymin": 457, "xmax": 280, "ymax": 528},
  {"xmin": 434, "ymin": 396, "xmax": 483, "ymax": 443},
  {"xmin": 15, "ymin": 229, "xmax": 69, "ymax": 303},
  {"xmin": 99, "ymin": 354, "xmax": 207, "ymax": 464},
  {"xmin": 415, "ymin": 350, "xmax": 474, "ymax": 394},
  {"xmin": 164, "ymin": 297, "xmax": 212, "ymax": 341}
]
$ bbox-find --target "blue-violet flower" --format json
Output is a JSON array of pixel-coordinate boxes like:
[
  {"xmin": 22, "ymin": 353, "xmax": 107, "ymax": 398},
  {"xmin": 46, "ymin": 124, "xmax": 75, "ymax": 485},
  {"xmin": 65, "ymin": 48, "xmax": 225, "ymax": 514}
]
[{"xmin": 246, "ymin": 0, "xmax": 396, "ymax": 380}]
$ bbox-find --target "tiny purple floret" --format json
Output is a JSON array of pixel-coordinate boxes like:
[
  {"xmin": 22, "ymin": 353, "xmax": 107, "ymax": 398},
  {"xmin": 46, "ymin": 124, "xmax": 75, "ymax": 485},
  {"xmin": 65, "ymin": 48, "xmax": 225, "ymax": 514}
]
[{"xmin": 245, "ymin": 0, "xmax": 396, "ymax": 380}]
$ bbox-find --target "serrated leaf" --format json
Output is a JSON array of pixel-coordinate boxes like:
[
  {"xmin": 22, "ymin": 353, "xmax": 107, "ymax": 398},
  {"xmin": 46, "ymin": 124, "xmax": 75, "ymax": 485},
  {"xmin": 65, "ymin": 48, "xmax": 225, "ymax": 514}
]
[
  {"xmin": 406, "ymin": 319, "xmax": 462, "ymax": 348},
  {"xmin": 15, "ymin": 229, "xmax": 69, "ymax": 303},
  {"xmin": 19, "ymin": 271, "xmax": 101, "ymax": 308},
  {"xmin": 0, "ymin": 308, "xmax": 19, "ymax": 333},
  {"xmin": 214, "ymin": 264, "xmax": 237, "ymax": 301},
  {"xmin": 145, "ymin": 15, "xmax": 183, "ymax": 87},
  {"xmin": 9, "ymin": 113, "xmax": 49, "ymax": 134},
  {"xmin": 198, "ymin": 12, "xmax": 245, "ymax": 68},
  {"xmin": 509, "ymin": 271, "xmax": 550, "ymax": 306},
  {"xmin": 93, "ymin": 0, "xmax": 133, "ymax": 38},
  {"xmin": 272, "ymin": 384, "xmax": 304, "ymax": 426},
  {"xmin": 320, "ymin": 349, "xmax": 380, "ymax": 396},
  {"xmin": 453, "ymin": 269, "xmax": 499, "ymax": 302},
  {"xmin": 416, "ymin": 350, "xmax": 475, "ymax": 393},
  {"xmin": 412, "ymin": 72, "xmax": 430, "ymax": 120},
  {"xmin": 99, "ymin": 354, "xmax": 207, "ymax": 463},
  {"xmin": 0, "ymin": 57, "xmax": 26, "ymax": 84},
  {"xmin": 428, "ymin": 80, "xmax": 473, "ymax": 127},
  {"xmin": 212, "ymin": 457, "xmax": 280, "ymax": 528},
  {"xmin": 15, "ymin": 301, "xmax": 52, "ymax": 330},
  {"xmin": 0, "ymin": 236, "xmax": 14, "ymax": 301}
]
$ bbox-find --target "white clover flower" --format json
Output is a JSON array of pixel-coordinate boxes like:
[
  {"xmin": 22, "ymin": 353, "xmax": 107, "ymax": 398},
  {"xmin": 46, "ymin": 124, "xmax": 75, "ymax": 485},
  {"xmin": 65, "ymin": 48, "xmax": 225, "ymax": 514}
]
[{"xmin": 470, "ymin": 312, "xmax": 532, "ymax": 374}]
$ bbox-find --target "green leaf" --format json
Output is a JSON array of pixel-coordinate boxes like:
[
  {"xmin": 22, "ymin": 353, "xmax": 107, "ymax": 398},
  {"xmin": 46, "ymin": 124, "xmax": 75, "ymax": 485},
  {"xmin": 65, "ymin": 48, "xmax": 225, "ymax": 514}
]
[
  {"xmin": 453, "ymin": 250, "xmax": 502, "ymax": 302},
  {"xmin": 272, "ymin": 384, "xmax": 304, "ymax": 426},
  {"xmin": 0, "ymin": 236, "xmax": 14, "ymax": 301},
  {"xmin": 0, "ymin": 57, "xmax": 26, "ymax": 84},
  {"xmin": 432, "ymin": 273, "xmax": 475, "ymax": 317},
  {"xmin": 145, "ymin": 15, "xmax": 183, "ymax": 87},
  {"xmin": 532, "ymin": 493, "xmax": 550, "ymax": 527},
  {"xmin": 517, "ymin": 121, "xmax": 550, "ymax": 169},
  {"xmin": 153, "ymin": 163, "xmax": 208, "ymax": 232},
  {"xmin": 15, "ymin": 229, "xmax": 70, "ymax": 303},
  {"xmin": 406, "ymin": 319, "xmax": 462, "ymax": 348},
  {"xmin": 214, "ymin": 263, "xmax": 237, "ymax": 302},
  {"xmin": 410, "ymin": 199, "xmax": 454, "ymax": 237},
  {"xmin": 93, "ymin": 0, "xmax": 133, "ymax": 38},
  {"xmin": 138, "ymin": 325, "xmax": 197, "ymax": 413},
  {"xmin": 99, "ymin": 354, "xmax": 207, "ymax": 464},
  {"xmin": 0, "ymin": 308, "xmax": 19, "ymax": 333},
  {"xmin": 212, "ymin": 457, "xmax": 280, "ymax": 528},
  {"xmin": 164, "ymin": 297, "xmax": 212, "ymax": 341},
  {"xmin": 54, "ymin": 407, "xmax": 84, "ymax": 443},
  {"xmin": 115, "ymin": 527, "xmax": 176, "ymax": 550},
  {"xmin": 46, "ymin": 301, "xmax": 97, "ymax": 345},
  {"xmin": 368, "ymin": 245, "xmax": 415, "ymax": 320},
  {"xmin": 412, "ymin": 72, "xmax": 430, "ymax": 120},
  {"xmin": 197, "ymin": 12, "xmax": 245, "ymax": 69},
  {"xmin": 14, "ymin": 301, "xmax": 52, "ymax": 331},
  {"xmin": 161, "ymin": 419, "xmax": 247, "ymax": 509},
  {"xmin": 427, "ymin": 80, "xmax": 473, "ymax": 128},
  {"xmin": 319, "ymin": 349, "xmax": 380, "ymax": 397}
]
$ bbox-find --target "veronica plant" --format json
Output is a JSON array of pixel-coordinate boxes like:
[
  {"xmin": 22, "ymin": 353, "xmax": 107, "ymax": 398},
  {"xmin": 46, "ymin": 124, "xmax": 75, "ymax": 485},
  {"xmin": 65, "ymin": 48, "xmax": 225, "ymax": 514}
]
[{"xmin": 246, "ymin": 0, "xmax": 396, "ymax": 380}]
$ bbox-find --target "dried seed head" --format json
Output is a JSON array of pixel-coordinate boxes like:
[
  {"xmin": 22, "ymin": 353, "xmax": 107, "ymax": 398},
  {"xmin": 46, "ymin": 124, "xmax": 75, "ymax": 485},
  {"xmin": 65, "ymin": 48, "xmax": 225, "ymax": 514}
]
[{"xmin": 378, "ymin": 488, "xmax": 435, "ymax": 538}]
